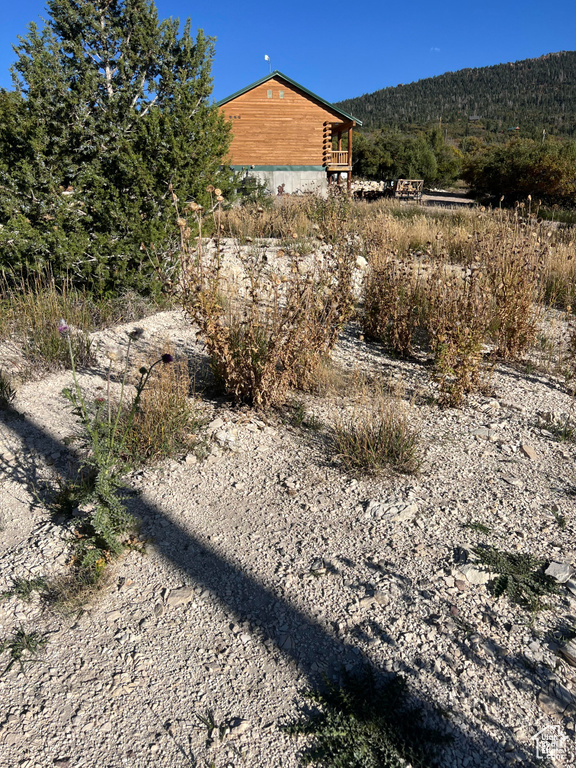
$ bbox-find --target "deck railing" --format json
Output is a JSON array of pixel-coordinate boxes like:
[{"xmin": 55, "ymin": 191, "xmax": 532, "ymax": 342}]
[{"xmin": 329, "ymin": 150, "xmax": 349, "ymax": 165}]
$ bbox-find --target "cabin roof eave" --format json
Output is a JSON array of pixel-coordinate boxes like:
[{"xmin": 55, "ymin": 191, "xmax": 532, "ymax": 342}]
[{"xmin": 216, "ymin": 71, "xmax": 362, "ymax": 127}]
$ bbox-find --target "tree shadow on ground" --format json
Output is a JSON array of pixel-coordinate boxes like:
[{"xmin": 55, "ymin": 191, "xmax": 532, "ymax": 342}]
[{"xmin": 0, "ymin": 404, "xmax": 551, "ymax": 767}]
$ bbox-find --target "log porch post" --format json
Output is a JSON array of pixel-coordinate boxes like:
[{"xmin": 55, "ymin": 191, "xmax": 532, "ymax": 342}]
[{"xmin": 347, "ymin": 125, "xmax": 353, "ymax": 192}]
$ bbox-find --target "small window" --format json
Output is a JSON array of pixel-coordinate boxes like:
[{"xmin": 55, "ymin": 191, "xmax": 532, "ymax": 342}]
[
  {"xmin": 279, "ymin": 90, "xmax": 284, "ymax": 99},
  {"xmin": 267, "ymin": 89, "xmax": 273, "ymax": 98}
]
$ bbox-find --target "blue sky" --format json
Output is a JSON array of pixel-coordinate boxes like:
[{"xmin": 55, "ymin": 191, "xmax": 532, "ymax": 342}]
[{"xmin": 1, "ymin": 0, "xmax": 575, "ymax": 103}]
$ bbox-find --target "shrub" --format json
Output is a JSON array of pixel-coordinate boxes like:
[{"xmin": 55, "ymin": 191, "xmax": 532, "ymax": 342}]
[
  {"xmin": 463, "ymin": 138, "xmax": 576, "ymax": 206},
  {"xmin": 333, "ymin": 386, "xmax": 422, "ymax": 474},
  {"xmin": 285, "ymin": 669, "xmax": 447, "ymax": 768},
  {"xmin": 174, "ymin": 193, "xmax": 355, "ymax": 408},
  {"xmin": 426, "ymin": 263, "xmax": 491, "ymax": 406},
  {"xmin": 360, "ymin": 207, "xmax": 553, "ymax": 405},
  {"xmin": 362, "ymin": 250, "xmax": 427, "ymax": 357}
]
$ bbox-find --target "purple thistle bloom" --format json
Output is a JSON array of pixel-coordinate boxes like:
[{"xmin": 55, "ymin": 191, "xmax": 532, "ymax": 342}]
[
  {"xmin": 161, "ymin": 353, "xmax": 174, "ymax": 364},
  {"xmin": 58, "ymin": 319, "xmax": 69, "ymax": 335}
]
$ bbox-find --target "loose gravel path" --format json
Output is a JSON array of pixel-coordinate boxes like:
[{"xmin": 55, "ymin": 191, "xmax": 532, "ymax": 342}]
[{"xmin": 1, "ymin": 308, "xmax": 575, "ymax": 768}]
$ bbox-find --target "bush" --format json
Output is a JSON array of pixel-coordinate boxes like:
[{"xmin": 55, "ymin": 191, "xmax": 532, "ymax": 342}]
[
  {"xmin": 333, "ymin": 386, "xmax": 422, "ymax": 474},
  {"xmin": 463, "ymin": 138, "xmax": 576, "ymax": 206},
  {"xmin": 285, "ymin": 669, "xmax": 447, "ymax": 768},
  {"xmin": 174, "ymin": 194, "xmax": 355, "ymax": 408},
  {"xmin": 360, "ymin": 208, "xmax": 546, "ymax": 405}
]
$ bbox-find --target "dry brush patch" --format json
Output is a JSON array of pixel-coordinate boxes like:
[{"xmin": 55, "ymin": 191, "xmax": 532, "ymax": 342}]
[
  {"xmin": 0, "ymin": 269, "xmax": 163, "ymax": 377},
  {"xmin": 332, "ymin": 382, "xmax": 423, "ymax": 475},
  {"xmin": 359, "ymin": 206, "xmax": 561, "ymax": 405},
  {"xmin": 160, "ymin": 193, "xmax": 575, "ymax": 408},
  {"xmin": 170, "ymin": 192, "xmax": 356, "ymax": 408}
]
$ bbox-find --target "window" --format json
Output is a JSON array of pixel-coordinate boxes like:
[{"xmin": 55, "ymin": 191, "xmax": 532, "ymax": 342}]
[
  {"xmin": 279, "ymin": 90, "xmax": 284, "ymax": 99},
  {"xmin": 267, "ymin": 89, "xmax": 272, "ymax": 98}
]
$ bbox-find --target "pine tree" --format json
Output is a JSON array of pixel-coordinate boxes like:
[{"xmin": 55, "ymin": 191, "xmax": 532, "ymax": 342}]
[{"xmin": 0, "ymin": 0, "xmax": 231, "ymax": 293}]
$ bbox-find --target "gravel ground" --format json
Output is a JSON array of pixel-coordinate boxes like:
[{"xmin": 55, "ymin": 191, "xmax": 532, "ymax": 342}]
[{"xmin": 1, "ymin": 307, "xmax": 576, "ymax": 768}]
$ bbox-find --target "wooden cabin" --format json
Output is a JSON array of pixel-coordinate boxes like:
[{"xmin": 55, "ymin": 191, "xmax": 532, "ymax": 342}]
[{"xmin": 217, "ymin": 71, "xmax": 362, "ymax": 195}]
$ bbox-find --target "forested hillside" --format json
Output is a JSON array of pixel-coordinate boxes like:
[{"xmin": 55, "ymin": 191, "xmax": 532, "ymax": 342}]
[{"xmin": 337, "ymin": 52, "xmax": 576, "ymax": 137}]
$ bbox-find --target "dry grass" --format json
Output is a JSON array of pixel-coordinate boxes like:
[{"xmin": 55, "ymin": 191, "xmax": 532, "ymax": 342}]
[
  {"xmin": 171, "ymin": 192, "xmax": 356, "ymax": 408},
  {"xmin": 123, "ymin": 350, "xmax": 204, "ymax": 463},
  {"xmin": 333, "ymin": 384, "xmax": 423, "ymax": 474},
  {"xmin": 0, "ymin": 270, "xmax": 163, "ymax": 375}
]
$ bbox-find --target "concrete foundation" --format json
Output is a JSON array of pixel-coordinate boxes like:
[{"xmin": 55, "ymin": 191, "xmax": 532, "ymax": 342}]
[{"xmin": 235, "ymin": 167, "xmax": 328, "ymax": 197}]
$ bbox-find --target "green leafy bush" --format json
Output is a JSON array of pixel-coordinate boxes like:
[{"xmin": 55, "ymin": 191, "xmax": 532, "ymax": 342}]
[{"xmin": 462, "ymin": 138, "xmax": 576, "ymax": 206}]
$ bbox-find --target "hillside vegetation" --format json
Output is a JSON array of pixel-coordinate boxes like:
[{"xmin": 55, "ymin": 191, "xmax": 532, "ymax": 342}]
[{"xmin": 337, "ymin": 51, "xmax": 576, "ymax": 138}]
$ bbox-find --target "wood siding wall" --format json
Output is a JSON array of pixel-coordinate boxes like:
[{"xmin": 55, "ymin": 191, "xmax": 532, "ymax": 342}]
[{"xmin": 220, "ymin": 77, "xmax": 353, "ymax": 167}]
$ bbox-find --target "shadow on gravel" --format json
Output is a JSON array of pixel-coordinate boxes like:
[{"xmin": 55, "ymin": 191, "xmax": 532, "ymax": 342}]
[
  {"xmin": 0, "ymin": 405, "xmax": 81, "ymax": 510},
  {"xmin": 495, "ymin": 360, "xmax": 574, "ymax": 398},
  {"xmin": 0, "ymin": 405, "xmax": 547, "ymax": 767}
]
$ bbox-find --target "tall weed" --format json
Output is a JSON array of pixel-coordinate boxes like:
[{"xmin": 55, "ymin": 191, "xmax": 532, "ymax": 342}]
[{"xmin": 173, "ymin": 191, "xmax": 356, "ymax": 407}]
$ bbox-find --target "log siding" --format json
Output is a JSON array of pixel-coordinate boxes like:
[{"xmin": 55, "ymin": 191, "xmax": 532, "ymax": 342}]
[{"xmin": 219, "ymin": 75, "xmax": 356, "ymax": 167}]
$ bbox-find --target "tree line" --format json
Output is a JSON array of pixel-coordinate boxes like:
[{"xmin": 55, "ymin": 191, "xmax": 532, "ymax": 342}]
[
  {"xmin": 353, "ymin": 127, "xmax": 462, "ymax": 187},
  {"xmin": 338, "ymin": 51, "xmax": 576, "ymax": 139}
]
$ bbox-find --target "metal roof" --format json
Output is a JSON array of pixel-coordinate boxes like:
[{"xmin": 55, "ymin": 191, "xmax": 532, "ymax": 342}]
[{"xmin": 216, "ymin": 71, "xmax": 362, "ymax": 126}]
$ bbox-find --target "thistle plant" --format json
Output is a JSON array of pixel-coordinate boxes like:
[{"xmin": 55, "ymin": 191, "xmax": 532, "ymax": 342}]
[
  {"xmin": 0, "ymin": 628, "xmax": 48, "ymax": 676},
  {"xmin": 170, "ymin": 190, "xmax": 356, "ymax": 408},
  {"xmin": 473, "ymin": 546, "xmax": 559, "ymax": 613},
  {"xmin": 59, "ymin": 319, "xmax": 173, "ymax": 574}
]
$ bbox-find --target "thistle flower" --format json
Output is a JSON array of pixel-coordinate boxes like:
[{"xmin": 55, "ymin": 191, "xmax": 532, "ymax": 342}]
[
  {"xmin": 214, "ymin": 188, "xmax": 222, "ymax": 196},
  {"xmin": 161, "ymin": 353, "xmax": 174, "ymax": 364},
  {"xmin": 58, "ymin": 319, "xmax": 69, "ymax": 335},
  {"xmin": 129, "ymin": 328, "xmax": 144, "ymax": 340}
]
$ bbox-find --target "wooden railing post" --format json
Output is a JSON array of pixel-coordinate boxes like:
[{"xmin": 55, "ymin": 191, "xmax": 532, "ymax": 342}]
[{"xmin": 347, "ymin": 126, "xmax": 353, "ymax": 192}]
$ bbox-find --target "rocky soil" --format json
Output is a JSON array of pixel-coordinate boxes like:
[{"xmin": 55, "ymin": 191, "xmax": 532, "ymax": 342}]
[{"xmin": 1, "ymin": 307, "xmax": 576, "ymax": 768}]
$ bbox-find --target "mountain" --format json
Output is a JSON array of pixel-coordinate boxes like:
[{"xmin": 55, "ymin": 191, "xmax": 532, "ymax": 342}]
[{"xmin": 336, "ymin": 52, "xmax": 576, "ymax": 137}]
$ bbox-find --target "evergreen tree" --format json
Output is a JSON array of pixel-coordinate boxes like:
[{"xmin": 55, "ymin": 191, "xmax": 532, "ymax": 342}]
[{"xmin": 0, "ymin": 0, "xmax": 231, "ymax": 293}]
